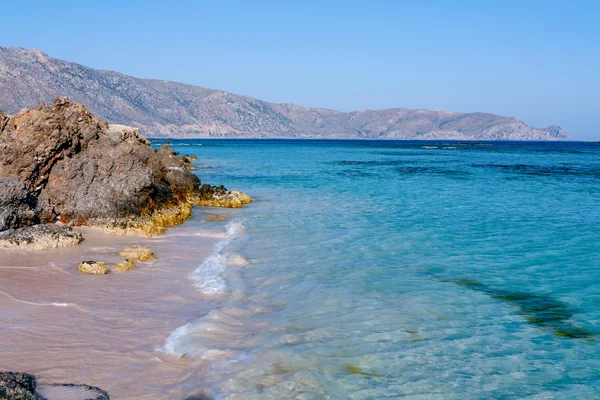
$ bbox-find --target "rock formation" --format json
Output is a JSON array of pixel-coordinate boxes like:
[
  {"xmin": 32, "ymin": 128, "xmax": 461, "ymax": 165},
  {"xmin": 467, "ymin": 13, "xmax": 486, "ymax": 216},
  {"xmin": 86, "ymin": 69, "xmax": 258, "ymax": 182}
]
[
  {"xmin": 118, "ymin": 246, "xmax": 156, "ymax": 262},
  {"xmin": 114, "ymin": 259, "xmax": 136, "ymax": 272},
  {"xmin": 0, "ymin": 47, "xmax": 570, "ymax": 140},
  {"xmin": 0, "ymin": 225, "xmax": 82, "ymax": 250},
  {"xmin": 0, "ymin": 98, "xmax": 251, "ymax": 244},
  {"xmin": 78, "ymin": 261, "xmax": 110, "ymax": 275},
  {"xmin": 197, "ymin": 185, "xmax": 253, "ymax": 208}
]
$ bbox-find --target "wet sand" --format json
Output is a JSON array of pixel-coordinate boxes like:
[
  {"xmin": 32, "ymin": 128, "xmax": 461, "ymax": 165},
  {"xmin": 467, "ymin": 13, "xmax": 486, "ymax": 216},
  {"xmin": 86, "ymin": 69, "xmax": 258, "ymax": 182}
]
[{"xmin": 0, "ymin": 214, "xmax": 226, "ymax": 399}]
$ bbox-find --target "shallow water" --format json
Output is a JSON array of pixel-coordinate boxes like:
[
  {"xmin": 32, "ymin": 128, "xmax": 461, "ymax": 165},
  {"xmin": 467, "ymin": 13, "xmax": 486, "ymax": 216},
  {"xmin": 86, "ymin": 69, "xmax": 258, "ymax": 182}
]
[
  {"xmin": 154, "ymin": 139, "xmax": 600, "ymax": 399},
  {"xmin": 2, "ymin": 140, "xmax": 600, "ymax": 399}
]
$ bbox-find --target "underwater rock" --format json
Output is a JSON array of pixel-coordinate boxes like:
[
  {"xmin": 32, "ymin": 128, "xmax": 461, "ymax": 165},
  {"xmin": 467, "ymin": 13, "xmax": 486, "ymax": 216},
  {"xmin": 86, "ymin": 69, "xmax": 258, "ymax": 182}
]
[
  {"xmin": 114, "ymin": 259, "xmax": 136, "ymax": 272},
  {"xmin": 118, "ymin": 246, "xmax": 156, "ymax": 262},
  {"xmin": 0, "ymin": 225, "xmax": 82, "ymax": 250},
  {"xmin": 78, "ymin": 261, "xmax": 109, "ymax": 275},
  {"xmin": 225, "ymin": 254, "xmax": 250, "ymax": 267},
  {"xmin": 197, "ymin": 185, "xmax": 252, "ymax": 208},
  {"xmin": 207, "ymin": 213, "xmax": 228, "ymax": 222}
]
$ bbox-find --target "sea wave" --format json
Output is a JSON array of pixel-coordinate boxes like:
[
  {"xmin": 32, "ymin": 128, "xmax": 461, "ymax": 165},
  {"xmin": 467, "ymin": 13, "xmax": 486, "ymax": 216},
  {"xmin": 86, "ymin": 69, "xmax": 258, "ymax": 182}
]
[{"xmin": 188, "ymin": 219, "xmax": 247, "ymax": 295}]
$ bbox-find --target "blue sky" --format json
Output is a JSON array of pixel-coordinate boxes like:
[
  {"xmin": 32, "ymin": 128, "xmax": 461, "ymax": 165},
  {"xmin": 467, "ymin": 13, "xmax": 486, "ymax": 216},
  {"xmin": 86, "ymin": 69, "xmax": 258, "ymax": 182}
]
[{"xmin": 1, "ymin": 0, "xmax": 598, "ymax": 139}]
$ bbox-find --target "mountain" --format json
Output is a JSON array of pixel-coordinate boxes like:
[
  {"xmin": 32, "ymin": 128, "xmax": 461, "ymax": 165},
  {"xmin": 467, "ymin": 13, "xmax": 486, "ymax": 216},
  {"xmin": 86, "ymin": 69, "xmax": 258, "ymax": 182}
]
[{"xmin": 0, "ymin": 47, "xmax": 569, "ymax": 140}]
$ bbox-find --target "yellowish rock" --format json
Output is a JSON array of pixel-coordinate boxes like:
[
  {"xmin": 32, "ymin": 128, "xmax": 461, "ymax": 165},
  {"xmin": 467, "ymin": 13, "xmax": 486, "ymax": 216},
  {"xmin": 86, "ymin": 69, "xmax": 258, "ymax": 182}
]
[
  {"xmin": 114, "ymin": 259, "xmax": 136, "ymax": 272},
  {"xmin": 118, "ymin": 245, "xmax": 156, "ymax": 262},
  {"xmin": 196, "ymin": 190, "xmax": 253, "ymax": 208},
  {"xmin": 78, "ymin": 261, "xmax": 109, "ymax": 275}
]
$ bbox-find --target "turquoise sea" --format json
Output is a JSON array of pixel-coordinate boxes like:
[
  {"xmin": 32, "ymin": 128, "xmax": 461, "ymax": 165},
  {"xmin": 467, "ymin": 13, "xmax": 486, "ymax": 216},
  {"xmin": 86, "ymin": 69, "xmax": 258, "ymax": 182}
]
[{"xmin": 152, "ymin": 139, "xmax": 600, "ymax": 399}]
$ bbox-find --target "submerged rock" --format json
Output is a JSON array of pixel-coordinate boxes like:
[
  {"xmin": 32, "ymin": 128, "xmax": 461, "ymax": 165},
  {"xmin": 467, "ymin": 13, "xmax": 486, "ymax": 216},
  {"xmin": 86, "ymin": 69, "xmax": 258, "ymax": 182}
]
[
  {"xmin": 78, "ymin": 261, "xmax": 109, "ymax": 275},
  {"xmin": 207, "ymin": 213, "xmax": 228, "ymax": 222},
  {"xmin": 114, "ymin": 259, "xmax": 136, "ymax": 272},
  {"xmin": 197, "ymin": 184, "xmax": 252, "ymax": 208},
  {"xmin": 0, "ymin": 225, "xmax": 82, "ymax": 250},
  {"xmin": 118, "ymin": 246, "xmax": 156, "ymax": 262}
]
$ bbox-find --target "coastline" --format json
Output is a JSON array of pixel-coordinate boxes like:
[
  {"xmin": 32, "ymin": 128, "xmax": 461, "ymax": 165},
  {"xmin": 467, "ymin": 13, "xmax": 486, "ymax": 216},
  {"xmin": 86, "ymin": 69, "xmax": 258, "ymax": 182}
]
[{"xmin": 0, "ymin": 210, "xmax": 232, "ymax": 399}]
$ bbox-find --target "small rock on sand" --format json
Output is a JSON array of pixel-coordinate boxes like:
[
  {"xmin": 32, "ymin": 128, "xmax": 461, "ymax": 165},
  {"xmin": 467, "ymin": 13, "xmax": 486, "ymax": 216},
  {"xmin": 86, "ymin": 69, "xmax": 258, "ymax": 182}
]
[
  {"xmin": 114, "ymin": 259, "xmax": 136, "ymax": 272},
  {"xmin": 118, "ymin": 246, "xmax": 156, "ymax": 262},
  {"xmin": 78, "ymin": 261, "xmax": 109, "ymax": 275}
]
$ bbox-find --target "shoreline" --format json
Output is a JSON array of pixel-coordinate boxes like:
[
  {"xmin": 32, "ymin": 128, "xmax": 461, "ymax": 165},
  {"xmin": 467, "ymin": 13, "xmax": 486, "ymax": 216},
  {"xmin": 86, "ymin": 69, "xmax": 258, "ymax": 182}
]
[{"xmin": 0, "ymin": 210, "xmax": 231, "ymax": 399}]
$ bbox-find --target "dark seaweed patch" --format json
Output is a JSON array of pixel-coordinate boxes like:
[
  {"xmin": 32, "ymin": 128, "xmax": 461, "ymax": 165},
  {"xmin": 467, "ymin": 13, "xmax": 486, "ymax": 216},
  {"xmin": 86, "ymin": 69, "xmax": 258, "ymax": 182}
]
[
  {"xmin": 472, "ymin": 163, "xmax": 600, "ymax": 178},
  {"xmin": 372, "ymin": 151, "xmax": 454, "ymax": 157},
  {"xmin": 336, "ymin": 169, "xmax": 377, "ymax": 178},
  {"xmin": 330, "ymin": 160, "xmax": 414, "ymax": 167},
  {"xmin": 397, "ymin": 166, "xmax": 470, "ymax": 178},
  {"xmin": 448, "ymin": 279, "xmax": 593, "ymax": 339}
]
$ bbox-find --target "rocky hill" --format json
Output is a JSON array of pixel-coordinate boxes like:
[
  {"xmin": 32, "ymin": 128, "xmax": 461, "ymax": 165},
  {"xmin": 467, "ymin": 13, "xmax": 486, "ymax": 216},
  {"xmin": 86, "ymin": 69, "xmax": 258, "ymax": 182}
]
[{"xmin": 0, "ymin": 47, "xmax": 569, "ymax": 140}]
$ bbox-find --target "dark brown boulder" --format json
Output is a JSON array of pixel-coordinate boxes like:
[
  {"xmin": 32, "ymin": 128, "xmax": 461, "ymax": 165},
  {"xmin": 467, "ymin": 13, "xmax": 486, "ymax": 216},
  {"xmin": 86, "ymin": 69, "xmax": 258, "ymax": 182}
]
[
  {"xmin": 0, "ymin": 98, "xmax": 251, "ymax": 240},
  {"xmin": 0, "ymin": 99, "xmax": 201, "ymax": 235}
]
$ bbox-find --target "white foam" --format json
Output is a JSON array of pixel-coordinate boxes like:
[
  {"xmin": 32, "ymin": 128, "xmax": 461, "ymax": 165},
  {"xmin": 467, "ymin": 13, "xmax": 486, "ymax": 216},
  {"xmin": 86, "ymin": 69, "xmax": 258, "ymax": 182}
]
[
  {"xmin": 162, "ymin": 220, "xmax": 253, "ymax": 362},
  {"xmin": 188, "ymin": 220, "xmax": 247, "ymax": 296},
  {"xmin": 0, "ymin": 289, "xmax": 69, "ymax": 307}
]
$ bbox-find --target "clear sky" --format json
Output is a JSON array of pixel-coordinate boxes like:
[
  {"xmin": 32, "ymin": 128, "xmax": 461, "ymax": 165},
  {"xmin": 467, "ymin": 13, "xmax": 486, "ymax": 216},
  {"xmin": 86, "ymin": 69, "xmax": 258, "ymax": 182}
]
[{"xmin": 1, "ymin": 0, "xmax": 598, "ymax": 139}]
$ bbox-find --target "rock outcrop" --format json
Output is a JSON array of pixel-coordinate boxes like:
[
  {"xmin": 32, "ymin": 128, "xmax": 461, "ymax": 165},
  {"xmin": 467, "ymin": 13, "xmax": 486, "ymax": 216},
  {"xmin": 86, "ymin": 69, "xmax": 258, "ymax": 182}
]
[
  {"xmin": 0, "ymin": 225, "xmax": 82, "ymax": 250},
  {"xmin": 0, "ymin": 371, "xmax": 109, "ymax": 400},
  {"xmin": 118, "ymin": 246, "xmax": 155, "ymax": 262},
  {"xmin": 0, "ymin": 98, "xmax": 251, "ymax": 242},
  {"xmin": 197, "ymin": 185, "xmax": 253, "ymax": 208}
]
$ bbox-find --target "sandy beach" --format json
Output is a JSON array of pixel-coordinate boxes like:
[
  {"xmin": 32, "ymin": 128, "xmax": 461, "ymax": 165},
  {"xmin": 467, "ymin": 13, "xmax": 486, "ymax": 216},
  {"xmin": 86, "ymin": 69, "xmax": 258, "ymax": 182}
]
[{"xmin": 0, "ymin": 211, "xmax": 228, "ymax": 399}]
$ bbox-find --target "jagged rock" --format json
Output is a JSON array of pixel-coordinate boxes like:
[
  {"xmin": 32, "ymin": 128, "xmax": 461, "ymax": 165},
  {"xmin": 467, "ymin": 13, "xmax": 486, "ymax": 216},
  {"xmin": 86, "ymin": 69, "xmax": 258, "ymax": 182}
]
[
  {"xmin": 0, "ymin": 177, "xmax": 55, "ymax": 231},
  {"xmin": 0, "ymin": 225, "xmax": 82, "ymax": 250},
  {"xmin": 0, "ymin": 111, "xmax": 8, "ymax": 134},
  {"xmin": 113, "ymin": 259, "xmax": 136, "ymax": 272},
  {"xmin": 0, "ymin": 372, "xmax": 40, "ymax": 400},
  {"xmin": 78, "ymin": 261, "xmax": 109, "ymax": 275},
  {"xmin": 118, "ymin": 246, "xmax": 156, "ymax": 262},
  {"xmin": 183, "ymin": 155, "xmax": 197, "ymax": 170},
  {"xmin": 0, "ymin": 99, "xmax": 205, "ymax": 236},
  {"xmin": 197, "ymin": 185, "xmax": 253, "ymax": 208}
]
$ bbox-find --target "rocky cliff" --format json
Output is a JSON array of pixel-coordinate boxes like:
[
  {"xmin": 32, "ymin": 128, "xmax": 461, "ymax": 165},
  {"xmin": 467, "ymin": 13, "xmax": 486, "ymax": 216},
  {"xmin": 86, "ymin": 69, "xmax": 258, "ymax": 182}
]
[{"xmin": 0, "ymin": 47, "xmax": 569, "ymax": 140}]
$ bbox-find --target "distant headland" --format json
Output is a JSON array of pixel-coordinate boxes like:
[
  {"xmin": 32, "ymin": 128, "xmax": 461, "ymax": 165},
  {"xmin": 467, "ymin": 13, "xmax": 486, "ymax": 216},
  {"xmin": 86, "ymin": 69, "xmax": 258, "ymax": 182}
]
[{"xmin": 0, "ymin": 47, "xmax": 569, "ymax": 140}]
